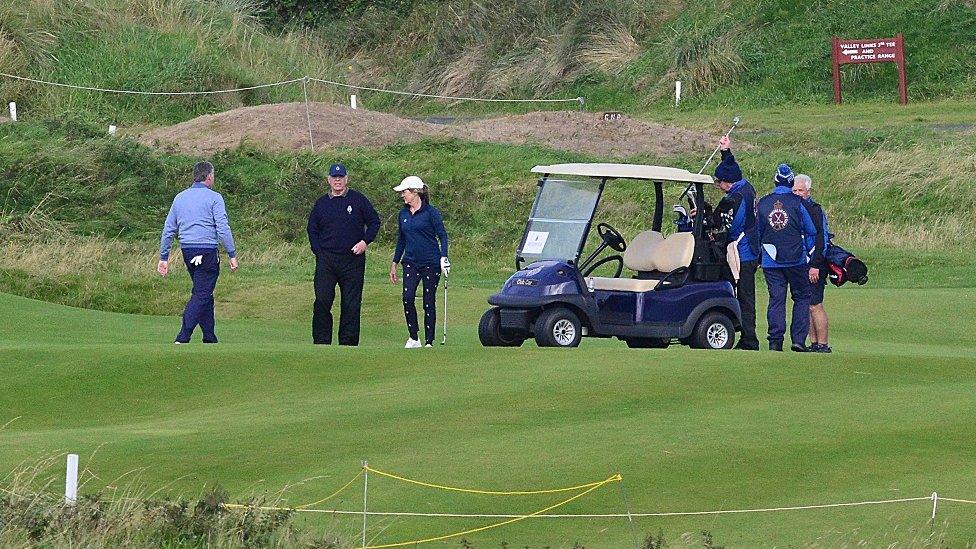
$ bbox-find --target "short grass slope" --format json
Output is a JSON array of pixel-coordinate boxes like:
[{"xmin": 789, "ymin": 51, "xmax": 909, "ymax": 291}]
[{"xmin": 1, "ymin": 271, "xmax": 975, "ymax": 546}]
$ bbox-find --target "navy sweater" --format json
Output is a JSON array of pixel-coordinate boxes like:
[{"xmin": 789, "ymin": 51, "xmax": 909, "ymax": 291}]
[
  {"xmin": 307, "ymin": 189, "xmax": 381, "ymax": 255},
  {"xmin": 393, "ymin": 202, "xmax": 449, "ymax": 267}
]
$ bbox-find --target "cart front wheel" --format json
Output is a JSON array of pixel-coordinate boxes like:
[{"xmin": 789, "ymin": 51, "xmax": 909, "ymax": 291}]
[{"xmin": 534, "ymin": 307, "xmax": 582, "ymax": 348}]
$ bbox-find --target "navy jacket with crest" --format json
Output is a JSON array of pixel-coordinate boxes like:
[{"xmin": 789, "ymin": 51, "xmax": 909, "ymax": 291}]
[{"xmin": 756, "ymin": 186, "xmax": 817, "ymax": 269}]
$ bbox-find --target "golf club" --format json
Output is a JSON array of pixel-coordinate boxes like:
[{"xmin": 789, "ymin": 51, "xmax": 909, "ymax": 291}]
[
  {"xmin": 440, "ymin": 272, "xmax": 448, "ymax": 345},
  {"xmin": 678, "ymin": 115, "xmax": 741, "ymax": 206}
]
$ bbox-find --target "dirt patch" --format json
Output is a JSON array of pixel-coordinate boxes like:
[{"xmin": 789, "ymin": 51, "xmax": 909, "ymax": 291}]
[
  {"xmin": 451, "ymin": 111, "xmax": 714, "ymax": 157},
  {"xmin": 140, "ymin": 102, "xmax": 432, "ymax": 156},
  {"xmin": 140, "ymin": 102, "xmax": 716, "ymax": 158}
]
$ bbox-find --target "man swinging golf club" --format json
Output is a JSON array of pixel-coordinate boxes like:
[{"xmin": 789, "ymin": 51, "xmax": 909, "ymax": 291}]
[{"xmin": 389, "ymin": 176, "xmax": 450, "ymax": 348}]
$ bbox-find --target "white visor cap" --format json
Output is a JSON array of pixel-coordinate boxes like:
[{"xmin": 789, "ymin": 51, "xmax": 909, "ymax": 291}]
[{"xmin": 393, "ymin": 176, "xmax": 425, "ymax": 192}]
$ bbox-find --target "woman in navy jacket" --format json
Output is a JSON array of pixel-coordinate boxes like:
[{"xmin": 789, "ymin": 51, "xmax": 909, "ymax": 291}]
[{"xmin": 389, "ymin": 176, "xmax": 450, "ymax": 348}]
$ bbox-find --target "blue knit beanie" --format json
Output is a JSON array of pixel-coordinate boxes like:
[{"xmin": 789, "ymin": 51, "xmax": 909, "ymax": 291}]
[
  {"xmin": 774, "ymin": 163, "xmax": 795, "ymax": 187},
  {"xmin": 714, "ymin": 155, "xmax": 742, "ymax": 183}
]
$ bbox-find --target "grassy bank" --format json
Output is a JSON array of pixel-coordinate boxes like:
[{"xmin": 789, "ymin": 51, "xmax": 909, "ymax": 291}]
[
  {"xmin": 1, "ymin": 284, "xmax": 975, "ymax": 547},
  {"xmin": 2, "ymin": 0, "xmax": 976, "ymax": 126}
]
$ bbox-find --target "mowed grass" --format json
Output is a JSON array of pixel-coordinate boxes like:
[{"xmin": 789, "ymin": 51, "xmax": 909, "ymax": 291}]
[{"xmin": 2, "ymin": 271, "xmax": 976, "ymax": 547}]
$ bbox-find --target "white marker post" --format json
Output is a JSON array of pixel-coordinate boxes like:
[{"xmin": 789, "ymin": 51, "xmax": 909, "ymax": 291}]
[
  {"xmin": 108, "ymin": 125, "xmax": 117, "ymax": 136},
  {"xmin": 9, "ymin": 102, "xmax": 17, "ymax": 122},
  {"xmin": 65, "ymin": 454, "xmax": 79, "ymax": 505},
  {"xmin": 350, "ymin": 94, "xmax": 358, "ymax": 110},
  {"xmin": 361, "ymin": 460, "xmax": 369, "ymax": 548},
  {"xmin": 675, "ymin": 81, "xmax": 682, "ymax": 107}
]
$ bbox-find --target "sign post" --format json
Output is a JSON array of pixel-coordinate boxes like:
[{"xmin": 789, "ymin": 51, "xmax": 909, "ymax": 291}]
[{"xmin": 832, "ymin": 34, "xmax": 907, "ymax": 104}]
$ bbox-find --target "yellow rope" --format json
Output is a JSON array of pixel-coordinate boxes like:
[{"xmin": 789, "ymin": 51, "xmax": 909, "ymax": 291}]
[
  {"xmin": 223, "ymin": 469, "xmax": 363, "ymax": 511},
  {"xmin": 363, "ymin": 473, "xmax": 621, "ymax": 548},
  {"xmin": 364, "ymin": 466, "xmax": 613, "ymax": 496},
  {"xmin": 296, "ymin": 469, "xmax": 364, "ymax": 509}
]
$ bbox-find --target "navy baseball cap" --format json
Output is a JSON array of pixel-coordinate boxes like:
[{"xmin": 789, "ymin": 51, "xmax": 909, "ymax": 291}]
[{"xmin": 329, "ymin": 163, "xmax": 347, "ymax": 177}]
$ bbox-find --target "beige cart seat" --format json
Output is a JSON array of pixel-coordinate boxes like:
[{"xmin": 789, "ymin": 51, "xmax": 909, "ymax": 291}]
[{"xmin": 586, "ymin": 231, "xmax": 695, "ymax": 292}]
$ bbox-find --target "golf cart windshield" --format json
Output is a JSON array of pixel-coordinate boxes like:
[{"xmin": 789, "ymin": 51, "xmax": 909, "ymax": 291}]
[{"xmin": 518, "ymin": 178, "xmax": 602, "ymax": 263}]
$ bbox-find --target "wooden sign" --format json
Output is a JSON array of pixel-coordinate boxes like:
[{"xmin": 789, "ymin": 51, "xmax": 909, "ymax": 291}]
[{"xmin": 832, "ymin": 34, "xmax": 907, "ymax": 104}]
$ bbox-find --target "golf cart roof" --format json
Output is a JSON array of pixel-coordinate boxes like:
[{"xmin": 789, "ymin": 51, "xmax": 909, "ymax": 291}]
[{"xmin": 531, "ymin": 163, "xmax": 712, "ymax": 185}]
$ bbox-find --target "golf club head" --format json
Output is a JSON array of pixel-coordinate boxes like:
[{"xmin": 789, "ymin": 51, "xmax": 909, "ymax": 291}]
[{"xmin": 733, "ymin": 116, "xmax": 740, "ymax": 126}]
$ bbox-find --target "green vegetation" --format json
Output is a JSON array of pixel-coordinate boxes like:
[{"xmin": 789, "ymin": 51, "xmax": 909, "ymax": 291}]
[
  {"xmin": 2, "ymin": 277, "xmax": 976, "ymax": 546},
  {"xmin": 0, "ymin": 467, "xmax": 320, "ymax": 547},
  {"xmin": 0, "ymin": 0, "xmax": 340, "ymax": 124},
  {"xmin": 2, "ymin": 1, "xmax": 976, "ymax": 546},
  {"xmin": 2, "ymin": 0, "xmax": 975, "ymax": 124}
]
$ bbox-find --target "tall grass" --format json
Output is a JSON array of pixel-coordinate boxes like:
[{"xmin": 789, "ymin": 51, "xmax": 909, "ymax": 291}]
[
  {"xmin": 646, "ymin": 21, "xmax": 746, "ymax": 100},
  {"xmin": 3, "ymin": 0, "xmax": 976, "ymax": 119},
  {"xmin": 0, "ymin": 0, "xmax": 341, "ymax": 124},
  {"xmin": 0, "ymin": 455, "xmax": 345, "ymax": 547}
]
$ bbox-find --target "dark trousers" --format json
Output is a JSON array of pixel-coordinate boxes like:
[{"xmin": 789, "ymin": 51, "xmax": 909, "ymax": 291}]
[
  {"xmin": 313, "ymin": 252, "xmax": 366, "ymax": 345},
  {"xmin": 763, "ymin": 265, "xmax": 811, "ymax": 345},
  {"xmin": 402, "ymin": 262, "xmax": 440, "ymax": 344},
  {"xmin": 736, "ymin": 259, "xmax": 760, "ymax": 349},
  {"xmin": 176, "ymin": 248, "xmax": 219, "ymax": 343}
]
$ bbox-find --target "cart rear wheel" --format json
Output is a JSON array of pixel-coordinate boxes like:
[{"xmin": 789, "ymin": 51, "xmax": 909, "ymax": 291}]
[
  {"xmin": 478, "ymin": 308, "xmax": 525, "ymax": 347},
  {"xmin": 690, "ymin": 311, "xmax": 735, "ymax": 350},
  {"xmin": 534, "ymin": 307, "xmax": 582, "ymax": 348}
]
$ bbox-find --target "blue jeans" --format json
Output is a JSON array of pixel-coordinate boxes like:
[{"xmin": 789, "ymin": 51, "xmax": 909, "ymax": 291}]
[
  {"xmin": 176, "ymin": 248, "xmax": 220, "ymax": 343},
  {"xmin": 763, "ymin": 266, "xmax": 811, "ymax": 345}
]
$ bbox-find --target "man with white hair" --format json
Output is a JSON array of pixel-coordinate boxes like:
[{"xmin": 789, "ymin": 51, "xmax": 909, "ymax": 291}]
[{"xmin": 793, "ymin": 174, "xmax": 831, "ymax": 353}]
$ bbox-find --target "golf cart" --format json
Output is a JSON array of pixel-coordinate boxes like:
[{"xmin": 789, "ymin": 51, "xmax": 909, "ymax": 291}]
[{"xmin": 479, "ymin": 163, "xmax": 741, "ymax": 349}]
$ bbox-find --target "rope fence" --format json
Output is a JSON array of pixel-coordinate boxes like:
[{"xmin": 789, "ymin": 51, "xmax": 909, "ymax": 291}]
[
  {"xmin": 0, "ymin": 72, "xmax": 306, "ymax": 96},
  {"xmin": 41, "ymin": 455, "xmax": 976, "ymax": 548},
  {"xmin": 214, "ymin": 462, "xmax": 976, "ymax": 548},
  {"xmin": 305, "ymin": 76, "xmax": 584, "ymax": 107},
  {"xmin": 0, "ymin": 71, "xmax": 585, "ymax": 151}
]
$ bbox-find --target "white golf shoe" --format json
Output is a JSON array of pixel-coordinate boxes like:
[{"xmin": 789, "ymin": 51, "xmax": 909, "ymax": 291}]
[
  {"xmin": 425, "ymin": 343, "xmax": 433, "ymax": 348},
  {"xmin": 404, "ymin": 338, "xmax": 422, "ymax": 349}
]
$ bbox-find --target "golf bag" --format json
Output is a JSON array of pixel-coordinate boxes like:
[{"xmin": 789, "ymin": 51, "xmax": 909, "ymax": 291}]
[
  {"xmin": 674, "ymin": 197, "xmax": 734, "ymax": 283},
  {"xmin": 824, "ymin": 243, "xmax": 868, "ymax": 286}
]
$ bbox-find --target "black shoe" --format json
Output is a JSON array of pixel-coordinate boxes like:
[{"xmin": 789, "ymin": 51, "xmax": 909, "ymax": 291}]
[
  {"xmin": 814, "ymin": 344, "xmax": 832, "ymax": 353},
  {"xmin": 769, "ymin": 341, "xmax": 783, "ymax": 352},
  {"xmin": 203, "ymin": 339, "xmax": 218, "ymax": 344},
  {"xmin": 734, "ymin": 342, "xmax": 760, "ymax": 351},
  {"xmin": 791, "ymin": 343, "xmax": 811, "ymax": 352}
]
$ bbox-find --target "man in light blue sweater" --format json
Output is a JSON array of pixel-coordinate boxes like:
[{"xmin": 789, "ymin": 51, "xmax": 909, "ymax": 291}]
[{"xmin": 158, "ymin": 161, "xmax": 239, "ymax": 344}]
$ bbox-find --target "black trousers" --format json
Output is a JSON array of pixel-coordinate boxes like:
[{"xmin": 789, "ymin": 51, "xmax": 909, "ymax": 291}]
[
  {"xmin": 402, "ymin": 262, "xmax": 440, "ymax": 344},
  {"xmin": 312, "ymin": 252, "xmax": 366, "ymax": 345},
  {"xmin": 737, "ymin": 259, "xmax": 760, "ymax": 349}
]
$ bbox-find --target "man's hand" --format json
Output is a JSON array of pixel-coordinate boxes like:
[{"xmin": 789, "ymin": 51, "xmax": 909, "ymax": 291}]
[
  {"xmin": 440, "ymin": 257, "xmax": 451, "ymax": 277},
  {"xmin": 157, "ymin": 260, "xmax": 169, "ymax": 277},
  {"xmin": 719, "ymin": 136, "xmax": 731, "ymax": 150},
  {"xmin": 809, "ymin": 267, "xmax": 820, "ymax": 283},
  {"xmin": 229, "ymin": 257, "xmax": 239, "ymax": 271},
  {"xmin": 351, "ymin": 240, "xmax": 367, "ymax": 255},
  {"xmin": 389, "ymin": 262, "xmax": 399, "ymax": 284}
]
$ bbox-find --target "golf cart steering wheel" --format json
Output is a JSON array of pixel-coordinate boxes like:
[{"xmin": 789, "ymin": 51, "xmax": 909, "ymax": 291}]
[{"xmin": 597, "ymin": 223, "xmax": 627, "ymax": 252}]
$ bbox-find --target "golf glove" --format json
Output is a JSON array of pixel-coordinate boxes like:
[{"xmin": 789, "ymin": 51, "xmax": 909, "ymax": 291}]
[{"xmin": 440, "ymin": 257, "xmax": 451, "ymax": 276}]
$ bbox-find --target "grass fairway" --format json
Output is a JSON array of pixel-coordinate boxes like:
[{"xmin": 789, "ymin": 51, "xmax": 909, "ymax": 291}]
[{"xmin": 2, "ymin": 276, "xmax": 976, "ymax": 547}]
